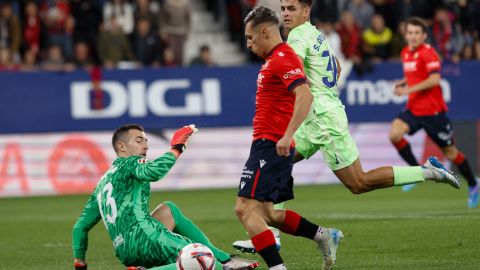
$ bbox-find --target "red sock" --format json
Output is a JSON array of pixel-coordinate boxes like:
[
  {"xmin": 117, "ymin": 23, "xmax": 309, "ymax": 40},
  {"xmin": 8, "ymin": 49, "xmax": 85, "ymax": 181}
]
[
  {"xmin": 251, "ymin": 229, "xmax": 276, "ymax": 251},
  {"xmin": 393, "ymin": 138, "xmax": 408, "ymax": 150},
  {"xmin": 453, "ymin": 152, "xmax": 465, "ymax": 165},
  {"xmin": 251, "ymin": 230, "xmax": 283, "ymax": 267},
  {"xmin": 280, "ymin": 210, "xmax": 301, "ymax": 235}
]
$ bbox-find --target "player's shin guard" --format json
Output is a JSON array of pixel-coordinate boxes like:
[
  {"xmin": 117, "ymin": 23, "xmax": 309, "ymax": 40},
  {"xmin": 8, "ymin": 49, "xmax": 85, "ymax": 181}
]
[
  {"xmin": 280, "ymin": 210, "xmax": 318, "ymax": 239},
  {"xmin": 251, "ymin": 230, "xmax": 284, "ymax": 268},
  {"xmin": 453, "ymin": 152, "xmax": 478, "ymax": 187}
]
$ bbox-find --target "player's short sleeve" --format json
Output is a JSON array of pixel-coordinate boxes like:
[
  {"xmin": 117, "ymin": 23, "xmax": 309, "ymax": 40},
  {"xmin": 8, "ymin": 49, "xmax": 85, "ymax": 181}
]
[
  {"xmin": 287, "ymin": 29, "xmax": 307, "ymax": 60},
  {"xmin": 274, "ymin": 51, "xmax": 307, "ymax": 92},
  {"xmin": 421, "ymin": 47, "xmax": 441, "ymax": 74}
]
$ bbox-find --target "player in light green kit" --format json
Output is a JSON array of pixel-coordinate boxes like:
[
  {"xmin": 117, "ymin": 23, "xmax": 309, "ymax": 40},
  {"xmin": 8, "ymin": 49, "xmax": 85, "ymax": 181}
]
[
  {"xmin": 72, "ymin": 124, "xmax": 259, "ymax": 270},
  {"xmin": 233, "ymin": 1, "xmax": 461, "ymax": 268}
]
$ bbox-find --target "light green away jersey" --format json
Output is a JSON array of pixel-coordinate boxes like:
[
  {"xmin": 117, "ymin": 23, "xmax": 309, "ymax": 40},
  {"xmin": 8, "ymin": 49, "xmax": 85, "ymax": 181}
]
[
  {"xmin": 72, "ymin": 153, "xmax": 177, "ymax": 261},
  {"xmin": 287, "ymin": 21, "xmax": 343, "ymax": 114}
]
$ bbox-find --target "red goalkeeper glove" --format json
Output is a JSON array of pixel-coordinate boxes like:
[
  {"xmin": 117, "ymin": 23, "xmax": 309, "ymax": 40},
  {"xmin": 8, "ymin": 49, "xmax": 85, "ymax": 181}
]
[
  {"xmin": 170, "ymin": 124, "xmax": 198, "ymax": 157},
  {"xmin": 74, "ymin": 259, "xmax": 87, "ymax": 270}
]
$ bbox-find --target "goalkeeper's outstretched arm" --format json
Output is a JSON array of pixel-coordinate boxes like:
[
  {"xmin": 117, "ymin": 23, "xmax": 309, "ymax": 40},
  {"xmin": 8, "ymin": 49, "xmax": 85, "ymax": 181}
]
[{"xmin": 72, "ymin": 192, "xmax": 101, "ymax": 269}]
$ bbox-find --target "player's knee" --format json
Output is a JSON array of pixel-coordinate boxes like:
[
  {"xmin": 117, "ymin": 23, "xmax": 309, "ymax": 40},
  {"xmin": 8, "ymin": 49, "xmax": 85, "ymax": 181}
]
[
  {"xmin": 234, "ymin": 203, "xmax": 248, "ymax": 220},
  {"xmin": 388, "ymin": 131, "xmax": 402, "ymax": 144}
]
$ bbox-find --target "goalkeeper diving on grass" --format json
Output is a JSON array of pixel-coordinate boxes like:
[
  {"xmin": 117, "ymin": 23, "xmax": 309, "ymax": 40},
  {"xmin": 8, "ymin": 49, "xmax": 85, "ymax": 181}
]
[{"xmin": 72, "ymin": 124, "xmax": 259, "ymax": 270}]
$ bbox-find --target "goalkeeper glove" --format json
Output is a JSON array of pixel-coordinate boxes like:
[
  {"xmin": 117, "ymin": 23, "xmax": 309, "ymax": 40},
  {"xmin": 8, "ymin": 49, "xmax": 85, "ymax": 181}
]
[{"xmin": 170, "ymin": 124, "xmax": 198, "ymax": 157}]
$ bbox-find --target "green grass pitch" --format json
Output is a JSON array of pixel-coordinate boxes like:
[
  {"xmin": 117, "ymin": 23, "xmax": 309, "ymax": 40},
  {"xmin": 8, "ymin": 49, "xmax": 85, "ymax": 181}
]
[{"xmin": 0, "ymin": 183, "xmax": 479, "ymax": 269}]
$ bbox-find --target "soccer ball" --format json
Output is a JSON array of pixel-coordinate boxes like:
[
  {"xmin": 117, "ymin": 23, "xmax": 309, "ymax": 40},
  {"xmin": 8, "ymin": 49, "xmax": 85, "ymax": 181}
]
[{"xmin": 176, "ymin": 243, "xmax": 216, "ymax": 270}]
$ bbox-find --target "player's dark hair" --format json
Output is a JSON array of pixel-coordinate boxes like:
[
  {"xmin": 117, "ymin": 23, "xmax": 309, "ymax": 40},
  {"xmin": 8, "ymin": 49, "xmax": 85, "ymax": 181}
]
[
  {"xmin": 406, "ymin": 17, "xmax": 427, "ymax": 33},
  {"xmin": 112, "ymin": 124, "xmax": 144, "ymax": 153},
  {"xmin": 244, "ymin": 5, "xmax": 279, "ymax": 28},
  {"xmin": 298, "ymin": 0, "xmax": 313, "ymax": 7}
]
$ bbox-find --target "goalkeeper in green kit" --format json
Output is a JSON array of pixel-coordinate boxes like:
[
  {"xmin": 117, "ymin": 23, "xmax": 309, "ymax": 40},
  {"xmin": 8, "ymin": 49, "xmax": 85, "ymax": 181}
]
[
  {"xmin": 233, "ymin": 1, "xmax": 461, "ymax": 267},
  {"xmin": 72, "ymin": 124, "xmax": 259, "ymax": 270}
]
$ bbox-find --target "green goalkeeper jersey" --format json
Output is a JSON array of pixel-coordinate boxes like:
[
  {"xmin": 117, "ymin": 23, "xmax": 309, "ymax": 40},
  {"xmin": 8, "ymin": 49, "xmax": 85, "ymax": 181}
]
[
  {"xmin": 287, "ymin": 21, "xmax": 344, "ymax": 115},
  {"xmin": 72, "ymin": 152, "xmax": 178, "ymax": 263}
]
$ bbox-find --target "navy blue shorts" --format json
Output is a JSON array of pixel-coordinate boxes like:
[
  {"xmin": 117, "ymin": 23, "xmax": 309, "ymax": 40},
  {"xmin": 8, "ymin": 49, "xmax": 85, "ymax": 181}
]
[
  {"xmin": 237, "ymin": 139, "xmax": 295, "ymax": 204},
  {"xmin": 397, "ymin": 110, "xmax": 454, "ymax": 147}
]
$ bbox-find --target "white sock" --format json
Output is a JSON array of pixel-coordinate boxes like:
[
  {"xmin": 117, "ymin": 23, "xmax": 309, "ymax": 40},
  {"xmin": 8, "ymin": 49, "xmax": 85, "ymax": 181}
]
[
  {"xmin": 270, "ymin": 263, "xmax": 287, "ymax": 270},
  {"xmin": 270, "ymin": 227, "xmax": 280, "ymax": 239},
  {"xmin": 422, "ymin": 167, "xmax": 435, "ymax": 180},
  {"xmin": 313, "ymin": 226, "xmax": 325, "ymax": 242}
]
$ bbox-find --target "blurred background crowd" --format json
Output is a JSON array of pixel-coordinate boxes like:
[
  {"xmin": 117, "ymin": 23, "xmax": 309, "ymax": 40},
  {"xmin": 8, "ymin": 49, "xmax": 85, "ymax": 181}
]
[{"xmin": 1, "ymin": 0, "xmax": 480, "ymax": 72}]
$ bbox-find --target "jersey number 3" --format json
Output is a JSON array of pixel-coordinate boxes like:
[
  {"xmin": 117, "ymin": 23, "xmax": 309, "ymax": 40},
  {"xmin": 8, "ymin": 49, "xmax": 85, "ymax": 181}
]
[
  {"xmin": 97, "ymin": 182, "xmax": 118, "ymax": 225},
  {"xmin": 321, "ymin": 50, "xmax": 338, "ymax": 88}
]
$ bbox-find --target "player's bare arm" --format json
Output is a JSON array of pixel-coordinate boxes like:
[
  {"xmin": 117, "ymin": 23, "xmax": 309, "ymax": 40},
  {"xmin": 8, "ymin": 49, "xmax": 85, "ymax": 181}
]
[
  {"xmin": 394, "ymin": 73, "xmax": 441, "ymax": 96},
  {"xmin": 276, "ymin": 84, "xmax": 313, "ymax": 156},
  {"xmin": 335, "ymin": 56, "xmax": 342, "ymax": 81}
]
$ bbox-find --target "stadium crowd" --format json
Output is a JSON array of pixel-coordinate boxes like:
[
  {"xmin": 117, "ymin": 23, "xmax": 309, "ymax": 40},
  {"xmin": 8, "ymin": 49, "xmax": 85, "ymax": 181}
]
[
  {"xmin": 2, "ymin": 0, "xmax": 480, "ymax": 72},
  {"xmin": 0, "ymin": 0, "xmax": 193, "ymax": 71},
  {"xmin": 225, "ymin": 0, "xmax": 480, "ymax": 69}
]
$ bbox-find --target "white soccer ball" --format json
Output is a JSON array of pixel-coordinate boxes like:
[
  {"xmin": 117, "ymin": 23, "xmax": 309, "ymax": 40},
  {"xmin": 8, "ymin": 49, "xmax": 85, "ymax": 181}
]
[{"xmin": 176, "ymin": 243, "xmax": 216, "ymax": 270}]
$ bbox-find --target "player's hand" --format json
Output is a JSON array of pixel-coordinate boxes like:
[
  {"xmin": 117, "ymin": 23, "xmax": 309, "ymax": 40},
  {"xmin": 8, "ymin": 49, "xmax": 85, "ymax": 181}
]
[
  {"xmin": 276, "ymin": 136, "xmax": 292, "ymax": 157},
  {"xmin": 170, "ymin": 124, "xmax": 198, "ymax": 157},
  {"xmin": 394, "ymin": 85, "xmax": 410, "ymax": 96},
  {"xmin": 74, "ymin": 259, "xmax": 87, "ymax": 270}
]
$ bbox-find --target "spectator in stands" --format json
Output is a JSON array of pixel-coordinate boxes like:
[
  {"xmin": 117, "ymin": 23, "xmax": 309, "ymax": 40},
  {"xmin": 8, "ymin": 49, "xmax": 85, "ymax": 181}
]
[
  {"xmin": 311, "ymin": 0, "xmax": 339, "ymax": 24},
  {"xmin": 160, "ymin": 0, "xmax": 191, "ymax": 66},
  {"xmin": 362, "ymin": 14, "xmax": 393, "ymax": 61},
  {"xmin": 103, "ymin": 0, "xmax": 134, "ymax": 35},
  {"xmin": 21, "ymin": 47, "xmax": 39, "ymax": 71},
  {"xmin": 462, "ymin": 43, "xmax": 474, "ymax": 60},
  {"xmin": 190, "ymin": 44, "xmax": 215, "ymax": 67},
  {"xmin": 97, "ymin": 16, "xmax": 135, "ymax": 69},
  {"xmin": 346, "ymin": 0, "xmax": 374, "ymax": 29},
  {"xmin": 0, "ymin": 47, "xmax": 20, "ymax": 71},
  {"xmin": 337, "ymin": 11, "xmax": 363, "ymax": 67},
  {"xmin": 393, "ymin": 0, "xmax": 431, "ymax": 27},
  {"xmin": 21, "ymin": 1, "xmax": 48, "ymax": 60},
  {"xmin": 162, "ymin": 45, "xmax": 177, "ymax": 67},
  {"xmin": 226, "ymin": 0, "xmax": 245, "ymax": 46},
  {"xmin": 370, "ymin": 0, "xmax": 394, "ymax": 29},
  {"xmin": 390, "ymin": 21, "xmax": 407, "ymax": 60},
  {"xmin": 0, "ymin": 1, "xmax": 21, "ymax": 58},
  {"xmin": 430, "ymin": 7, "xmax": 464, "ymax": 61},
  {"xmin": 133, "ymin": 0, "xmax": 160, "ymax": 32},
  {"xmin": 474, "ymin": 40, "xmax": 480, "ymax": 61},
  {"xmin": 41, "ymin": 43, "xmax": 69, "ymax": 71},
  {"xmin": 43, "ymin": 0, "xmax": 74, "ymax": 60},
  {"xmin": 71, "ymin": 0, "xmax": 102, "ymax": 63},
  {"xmin": 131, "ymin": 16, "xmax": 162, "ymax": 67},
  {"xmin": 72, "ymin": 41, "xmax": 94, "ymax": 69}
]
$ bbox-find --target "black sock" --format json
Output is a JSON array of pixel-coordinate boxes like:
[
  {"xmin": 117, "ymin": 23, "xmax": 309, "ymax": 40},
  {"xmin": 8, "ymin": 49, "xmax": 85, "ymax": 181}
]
[
  {"xmin": 398, "ymin": 143, "xmax": 419, "ymax": 166},
  {"xmin": 295, "ymin": 217, "xmax": 320, "ymax": 239},
  {"xmin": 258, "ymin": 245, "xmax": 283, "ymax": 267},
  {"xmin": 456, "ymin": 159, "xmax": 477, "ymax": 187}
]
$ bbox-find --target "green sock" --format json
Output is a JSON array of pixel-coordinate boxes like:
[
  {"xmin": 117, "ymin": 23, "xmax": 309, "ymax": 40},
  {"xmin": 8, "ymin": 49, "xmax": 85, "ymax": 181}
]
[
  {"xmin": 393, "ymin": 166, "xmax": 425, "ymax": 186},
  {"xmin": 164, "ymin": 201, "xmax": 231, "ymax": 263}
]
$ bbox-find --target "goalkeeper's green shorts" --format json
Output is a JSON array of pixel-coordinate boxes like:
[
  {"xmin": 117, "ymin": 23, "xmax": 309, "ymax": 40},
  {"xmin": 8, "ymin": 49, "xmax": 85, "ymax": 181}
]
[
  {"xmin": 115, "ymin": 219, "xmax": 193, "ymax": 268},
  {"xmin": 294, "ymin": 106, "xmax": 359, "ymax": 171}
]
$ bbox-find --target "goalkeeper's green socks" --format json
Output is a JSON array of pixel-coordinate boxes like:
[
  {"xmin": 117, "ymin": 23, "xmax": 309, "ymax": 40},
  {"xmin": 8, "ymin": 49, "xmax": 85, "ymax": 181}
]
[
  {"xmin": 393, "ymin": 166, "xmax": 425, "ymax": 186},
  {"xmin": 164, "ymin": 201, "xmax": 231, "ymax": 262}
]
